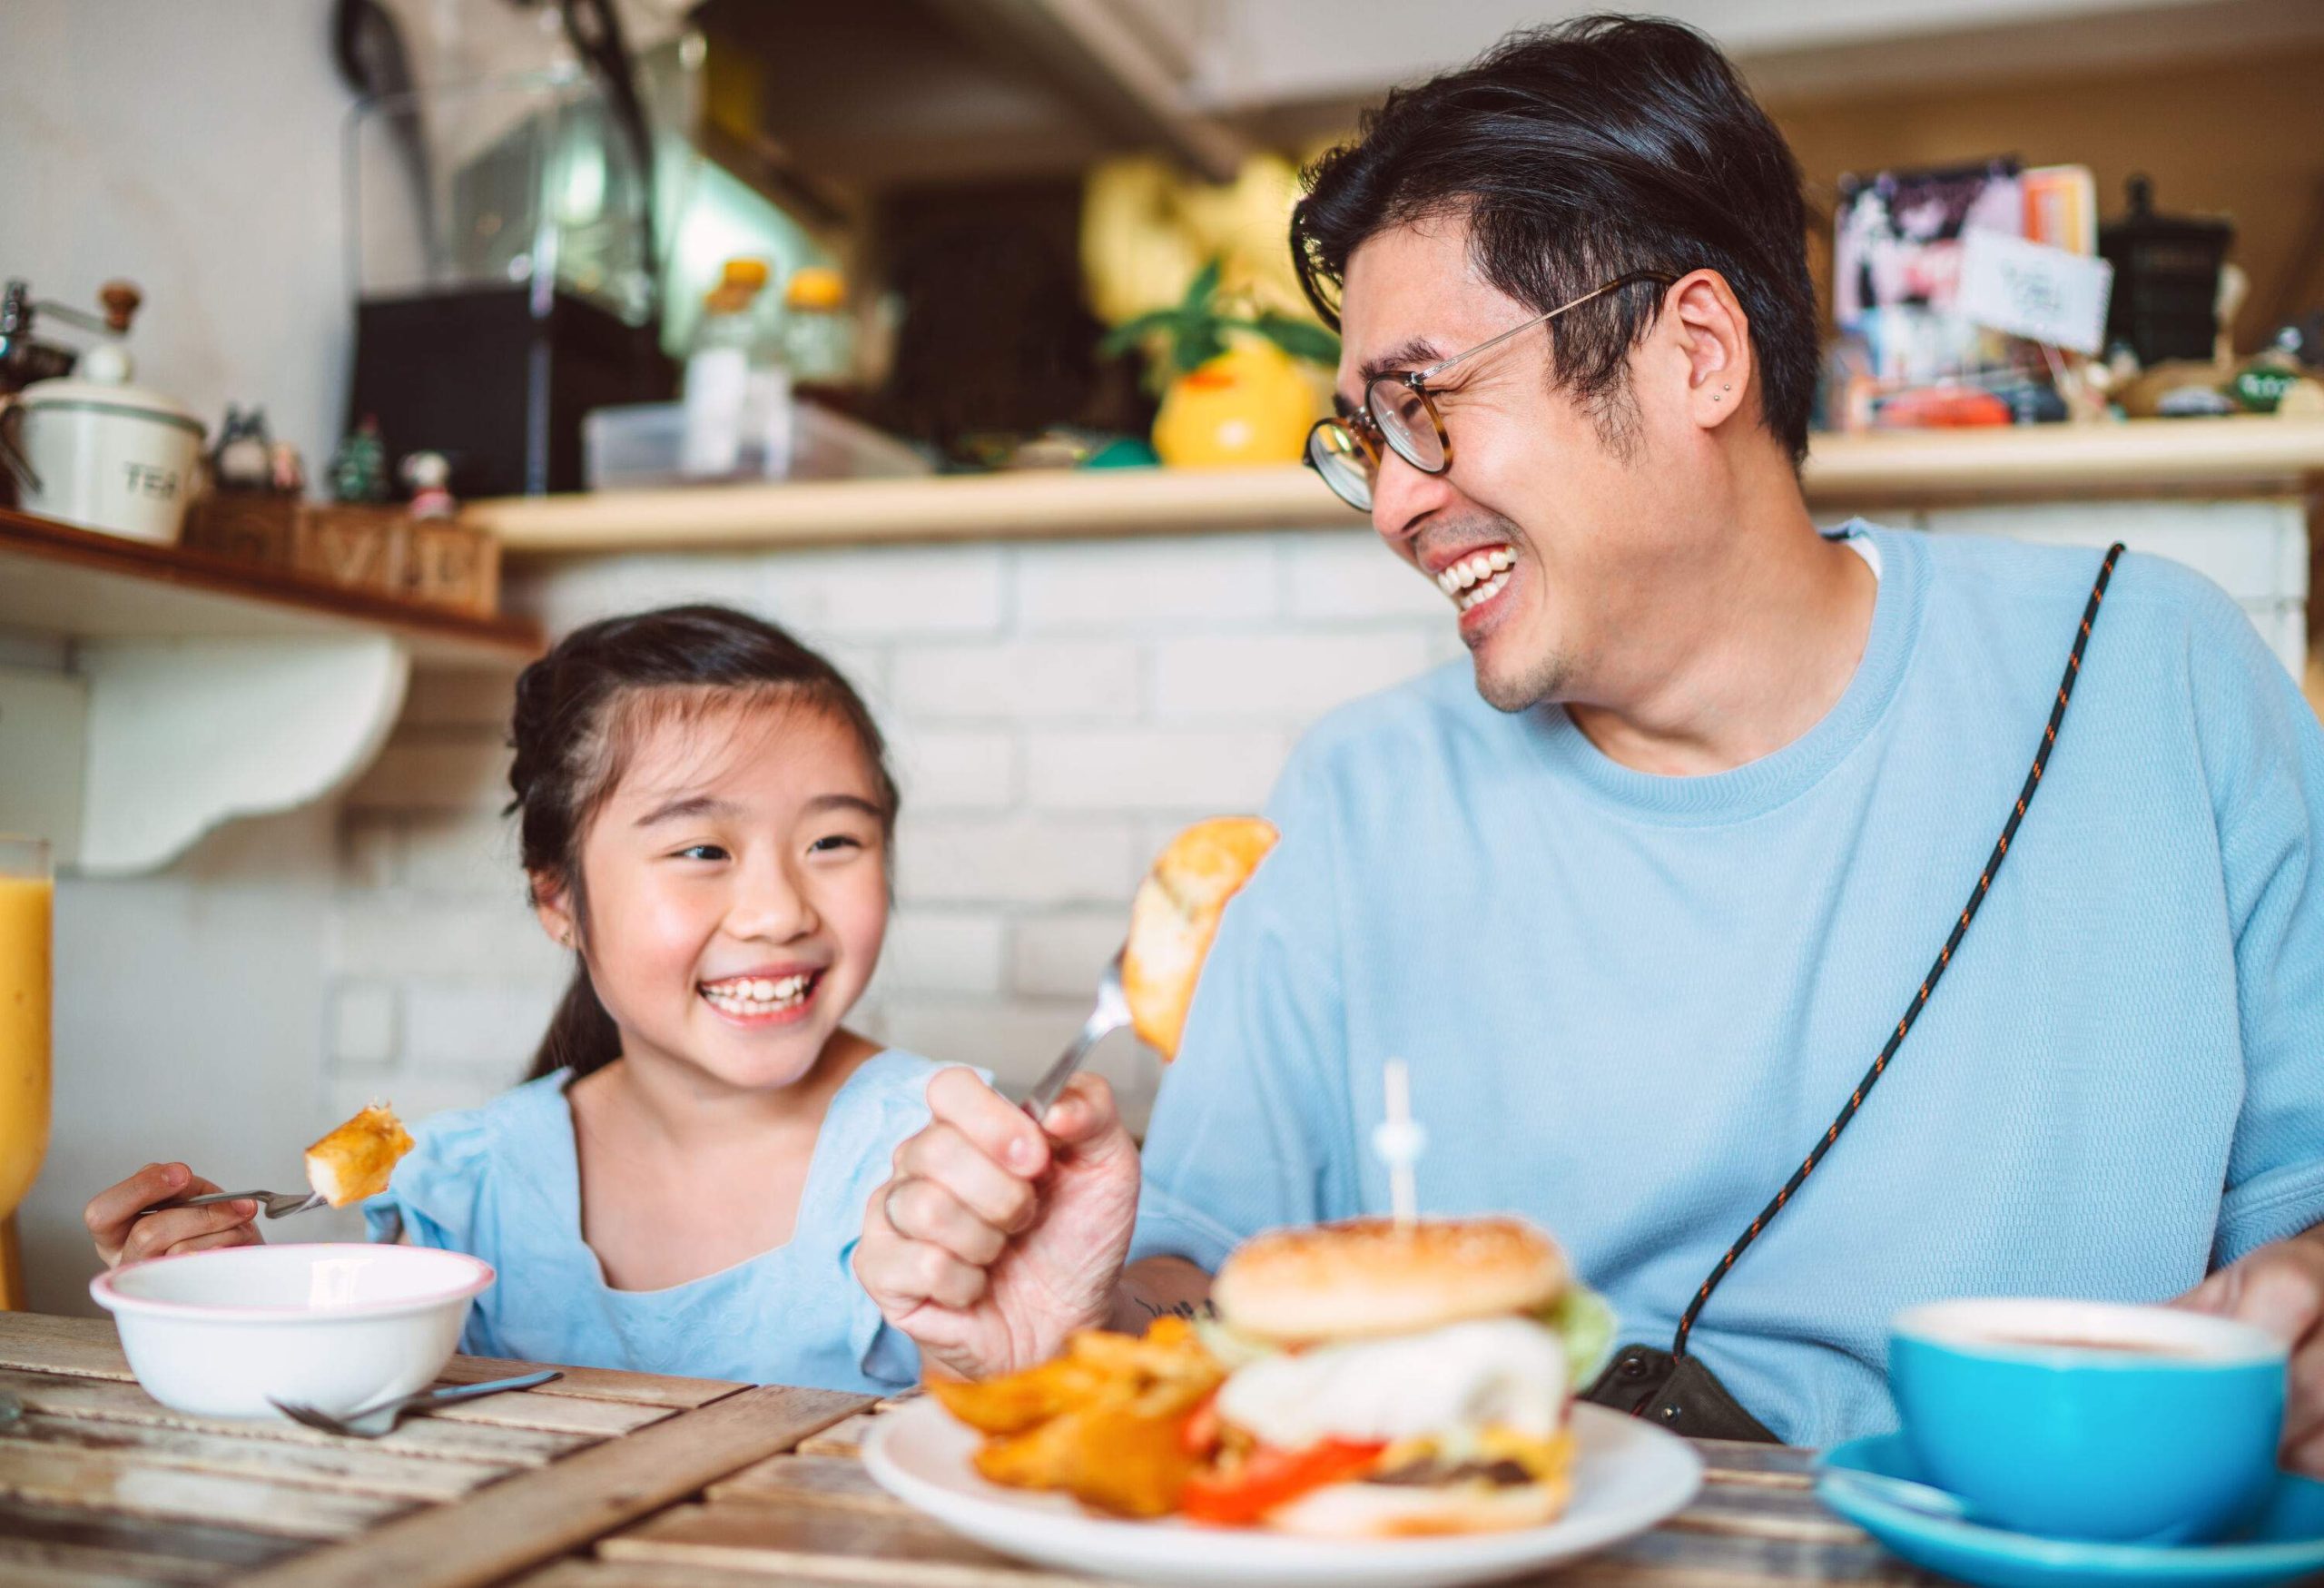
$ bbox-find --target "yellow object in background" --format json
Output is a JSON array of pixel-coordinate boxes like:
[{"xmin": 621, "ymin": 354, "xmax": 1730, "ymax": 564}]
[
  {"xmin": 1083, "ymin": 153, "xmax": 1316, "ymax": 330},
  {"xmin": 0, "ymin": 844, "xmax": 53, "ymax": 1238},
  {"xmin": 1151, "ymin": 341, "xmax": 1317, "ymax": 469},
  {"xmin": 2023, "ymin": 165, "xmax": 2098, "ymax": 255}
]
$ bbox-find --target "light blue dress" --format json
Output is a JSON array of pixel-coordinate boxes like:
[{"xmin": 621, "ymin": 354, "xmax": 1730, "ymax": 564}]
[{"xmin": 362, "ymin": 1050, "xmax": 964, "ymax": 1392}]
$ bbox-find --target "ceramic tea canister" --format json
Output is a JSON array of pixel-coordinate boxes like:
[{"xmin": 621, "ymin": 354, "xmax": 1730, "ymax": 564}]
[{"xmin": 4, "ymin": 343, "xmax": 205, "ymax": 543}]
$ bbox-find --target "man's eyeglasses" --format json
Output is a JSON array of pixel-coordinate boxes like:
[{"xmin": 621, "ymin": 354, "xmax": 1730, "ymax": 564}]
[{"xmin": 1304, "ymin": 271, "xmax": 1677, "ymax": 512}]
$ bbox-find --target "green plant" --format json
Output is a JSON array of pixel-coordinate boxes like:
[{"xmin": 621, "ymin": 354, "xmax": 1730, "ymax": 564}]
[{"xmin": 1099, "ymin": 259, "xmax": 1340, "ymax": 383}]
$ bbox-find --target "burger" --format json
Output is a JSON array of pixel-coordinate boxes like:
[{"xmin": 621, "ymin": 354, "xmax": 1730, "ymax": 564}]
[{"xmin": 1180, "ymin": 1216, "xmax": 1611, "ymax": 1536}]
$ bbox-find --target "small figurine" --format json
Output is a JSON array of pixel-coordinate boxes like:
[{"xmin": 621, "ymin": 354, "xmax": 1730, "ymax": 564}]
[
  {"xmin": 269, "ymin": 440, "xmax": 305, "ymax": 497},
  {"xmin": 210, "ymin": 406, "xmax": 275, "ymax": 492},
  {"xmin": 399, "ymin": 449, "xmax": 454, "ymax": 520},
  {"xmin": 330, "ymin": 416, "xmax": 390, "ymax": 504}
]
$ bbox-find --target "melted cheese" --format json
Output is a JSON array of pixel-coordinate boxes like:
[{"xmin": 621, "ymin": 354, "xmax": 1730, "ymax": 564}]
[{"xmin": 1215, "ymin": 1317, "xmax": 1568, "ymax": 1450}]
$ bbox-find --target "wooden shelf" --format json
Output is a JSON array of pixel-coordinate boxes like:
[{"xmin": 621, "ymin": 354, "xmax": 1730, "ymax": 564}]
[
  {"xmin": 0, "ymin": 508, "xmax": 540, "ymax": 666},
  {"xmin": 466, "ymin": 418, "xmax": 2324, "ymax": 556},
  {"xmin": 467, "ymin": 464, "xmax": 1361, "ymax": 553},
  {"xmin": 1800, "ymin": 415, "xmax": 2324, "ymax": 505},
  {"xmin": 0, "ymin": 508, "xmax": 541, "ymax": 876}
]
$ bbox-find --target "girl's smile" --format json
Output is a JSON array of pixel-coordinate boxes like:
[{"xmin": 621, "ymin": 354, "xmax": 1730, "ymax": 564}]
[
  {"xmin": 539, "ymin": 699, "xmax": 892, "ymax": 1099},
  {"xmin": 699, "ymin": 966, "xmax": 826, "ymax": 1026}
]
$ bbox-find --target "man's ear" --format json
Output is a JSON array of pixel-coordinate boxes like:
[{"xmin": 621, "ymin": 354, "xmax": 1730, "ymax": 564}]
[
  {"xmin": 531, "ymin": 872, "xmax": 578, "ymax": 952},
  {"xmin": 1665, "ymin": 269, "xmax": 1756, "ymax": 434}
]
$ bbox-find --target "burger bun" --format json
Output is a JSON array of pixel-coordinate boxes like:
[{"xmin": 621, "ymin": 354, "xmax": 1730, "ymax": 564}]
[{"xmin": 1214, "ymin": 1216, "xmax": 1566, "ymax": 1345}]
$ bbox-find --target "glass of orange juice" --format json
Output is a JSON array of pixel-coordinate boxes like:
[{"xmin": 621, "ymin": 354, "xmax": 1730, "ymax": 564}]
[{"xmin": 0, "ymin": 838, "xmax": 51, "ymax": 1224}]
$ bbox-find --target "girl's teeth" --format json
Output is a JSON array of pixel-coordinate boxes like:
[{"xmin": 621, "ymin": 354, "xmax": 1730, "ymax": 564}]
[{"xmin": 704, "ymin": 973, "xmax": 813, "ymax": 1014}]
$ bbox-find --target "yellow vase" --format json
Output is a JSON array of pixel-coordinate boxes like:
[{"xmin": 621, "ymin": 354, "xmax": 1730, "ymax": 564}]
[{"xmin": 1151, "ymin": 342, "xmax": 1317, "ymax": 468}]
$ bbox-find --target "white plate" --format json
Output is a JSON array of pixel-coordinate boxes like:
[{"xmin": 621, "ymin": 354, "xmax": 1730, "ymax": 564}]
[{"xmin": 863, "ymin": 1399, "xmax": 1704, "ymax": 1588}]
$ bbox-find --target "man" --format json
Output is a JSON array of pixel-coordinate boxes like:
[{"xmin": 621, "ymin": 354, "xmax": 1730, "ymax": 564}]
[{"xmin": 855, "ymin": 17, "xmax": 2324, "ymax": 1459}]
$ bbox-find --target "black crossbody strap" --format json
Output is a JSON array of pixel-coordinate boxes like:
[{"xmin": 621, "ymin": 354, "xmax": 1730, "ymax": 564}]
[{"xmin": 1669, "ymin": 541, "xmax": 2126, "ymax": 1360}]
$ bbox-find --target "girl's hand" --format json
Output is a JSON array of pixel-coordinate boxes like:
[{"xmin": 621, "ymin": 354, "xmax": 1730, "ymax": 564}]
[
  {"xmin": 84, "ymin": 1163, "xmax": 264, "ymax": 1269},
  {"xmin": 854, "ymin": 1069, "xmax": 1141, "ymax": 1381}
]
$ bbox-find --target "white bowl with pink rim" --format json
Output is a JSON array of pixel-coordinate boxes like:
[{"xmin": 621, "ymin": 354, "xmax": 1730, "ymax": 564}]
[{"xmin": 92, "ymin": 1243, "xmax": 494, "ymax": 1420}]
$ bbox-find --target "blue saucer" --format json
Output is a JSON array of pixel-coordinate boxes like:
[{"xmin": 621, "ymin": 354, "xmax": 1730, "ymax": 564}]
[{"xmin": 1817, "ymin": 1435, "xmax": 2324, "ymax": 1588}]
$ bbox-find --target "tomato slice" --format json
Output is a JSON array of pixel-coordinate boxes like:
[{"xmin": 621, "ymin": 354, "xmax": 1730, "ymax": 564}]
[
  {"xmin": 1180, "ymin": 1438, "xmax": 1388, "ymax": 1526},
  {"xmin": 1180, "ymin": 1390, "xmax": 1222, "ymax": 1457}
]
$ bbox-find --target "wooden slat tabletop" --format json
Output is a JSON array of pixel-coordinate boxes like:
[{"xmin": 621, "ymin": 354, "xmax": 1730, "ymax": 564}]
[
  {"xmin": 566, "ymin": 1403, "xmax": 1940, "ymax": 1588},
  {"xmin": 0, "ymin": 1312, "xmax": 862, "ymax": 1587},
  {"xmin": 0, "ymin": 1313, "xmax": 1931, "ymax": 1587}
]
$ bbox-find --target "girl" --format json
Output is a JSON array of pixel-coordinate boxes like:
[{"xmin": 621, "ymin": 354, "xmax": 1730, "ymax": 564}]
[{"xmin": 85, "ymin": 605, "xmax": 974, "ymax": 1392}]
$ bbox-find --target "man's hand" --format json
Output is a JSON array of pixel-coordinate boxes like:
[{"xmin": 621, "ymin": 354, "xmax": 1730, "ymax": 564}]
[
  {"xmin": 854, "ymin": 1070, "xmax": 1142, "ymax": 1381},
  {"xmin": 2178, "ymin": 1226, "xmax": 2324, "ymax": 1475}
]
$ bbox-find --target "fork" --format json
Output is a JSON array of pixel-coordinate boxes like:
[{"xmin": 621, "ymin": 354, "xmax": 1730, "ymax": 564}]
[
  {"xmin": 1021, "ymin": 950, "xmax": 1130, "ymax": 1120},
  {"xmin": 172, "ymin": 1189, "xmax": 328, "ymax": 1219},
  {"xmin": 271, "ymin": 1369, "xmax": 563, "ymax": 1438}
]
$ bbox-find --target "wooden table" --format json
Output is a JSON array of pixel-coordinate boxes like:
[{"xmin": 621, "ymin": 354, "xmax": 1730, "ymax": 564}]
[{"xmin": 0, "ymin": 1313, "xmax": 1935, "ymax": 1587}]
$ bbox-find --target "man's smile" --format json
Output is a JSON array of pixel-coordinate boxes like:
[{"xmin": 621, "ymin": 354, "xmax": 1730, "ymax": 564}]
[{"xmin": 1420, "ymin": 542, "xmax": 1521, "ymax": 626}]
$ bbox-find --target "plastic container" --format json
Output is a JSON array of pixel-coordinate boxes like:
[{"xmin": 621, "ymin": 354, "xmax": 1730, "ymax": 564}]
[{"xmin": 586, "ymin": 399, "xmax": 931, "ymax": 490}]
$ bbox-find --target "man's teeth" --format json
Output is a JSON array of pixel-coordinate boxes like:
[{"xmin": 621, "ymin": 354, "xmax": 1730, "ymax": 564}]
[
  {"xmin": 1459, "ymin": 571, "xmax": 1512, "ymax": 612},
  {"xmin": 1435, "ymin": 547, "xmax": 1515, "ymax": 609},
  {"xmin": 703, "ymin": 974, "xmax": 812, "ymax": 1014}
]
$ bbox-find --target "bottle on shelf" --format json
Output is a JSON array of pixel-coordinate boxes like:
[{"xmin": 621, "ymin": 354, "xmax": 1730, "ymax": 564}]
[
  {"xmin": 782, "ymin": 266, "xmax": 856, "ymax": 409},
  {"xmin": 680, "ymin": 258, "xmax": 793, "ymax": 480}
]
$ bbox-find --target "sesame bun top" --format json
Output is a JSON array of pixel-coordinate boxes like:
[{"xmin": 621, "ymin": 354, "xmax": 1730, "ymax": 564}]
[{"xmin": 1212, "ymin": 1216, "xmax": 1567, "ymax": 1346}]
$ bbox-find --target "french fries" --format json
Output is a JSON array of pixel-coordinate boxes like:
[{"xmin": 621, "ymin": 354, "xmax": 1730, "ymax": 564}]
[
  {"xmin": 923, "ymin": 1355, "xmax": 1106, "ymax": 1436},
  {"xmin": 927, "ymin": 1317, "xmax": 1225, "ymax": 1518}
]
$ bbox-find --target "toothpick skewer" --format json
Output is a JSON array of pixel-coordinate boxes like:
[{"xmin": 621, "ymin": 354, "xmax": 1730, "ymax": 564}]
[{"xmin": 1372, "ymin": 1058, "xmax": 1426, "ymax": 1228}]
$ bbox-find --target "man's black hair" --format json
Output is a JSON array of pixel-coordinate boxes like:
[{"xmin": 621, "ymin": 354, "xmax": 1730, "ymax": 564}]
[{"xmin": 1292, "ymin": 15, "xmax": 1818, "ymax": 463}]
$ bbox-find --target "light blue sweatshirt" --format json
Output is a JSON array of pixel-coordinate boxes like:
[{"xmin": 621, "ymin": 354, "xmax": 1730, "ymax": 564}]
[{"xmin": 1131, "ymin": 523, "xmax": 2324, "ymax": 1449}]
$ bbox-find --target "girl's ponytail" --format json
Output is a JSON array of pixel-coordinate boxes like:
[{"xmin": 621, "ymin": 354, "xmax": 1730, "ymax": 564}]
[{"xmin": 529, "ymin": 965, "xmax": 623, "ymax": 1080}]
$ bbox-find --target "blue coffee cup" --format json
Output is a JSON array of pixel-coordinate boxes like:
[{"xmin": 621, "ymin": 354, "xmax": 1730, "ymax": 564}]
[{"xmin": 1889, "ymin": 1297, "xmax": 2287, "ymax": 1544}]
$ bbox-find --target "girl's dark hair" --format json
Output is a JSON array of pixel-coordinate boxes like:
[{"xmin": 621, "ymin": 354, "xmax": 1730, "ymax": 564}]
[
  {"xmin": 510, "ymin": 605, "xmax": 900, "ymax": 1080},
  {"xmin": 1289, "ymin": 15, "xmax": 1818, "ymax": 464}
]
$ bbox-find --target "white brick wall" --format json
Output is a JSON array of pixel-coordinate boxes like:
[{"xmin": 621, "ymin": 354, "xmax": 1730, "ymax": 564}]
[
  {"xmin": 1015, "ymin": 537, "xmax": 1279, "ymax": 629},
  {"xmin": 1152, "ymin": 632, "xmax": 1433, "ymax": 719},
  {"xmin": 327, "ymin": 503, "xmax": 2309, "ymax": 1129},
  {"xmin": 891, "ymin": 640, "xmax": 1141, "ymax": 720}
]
